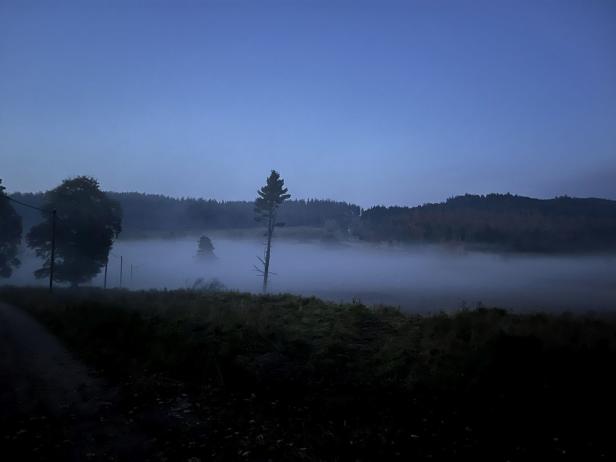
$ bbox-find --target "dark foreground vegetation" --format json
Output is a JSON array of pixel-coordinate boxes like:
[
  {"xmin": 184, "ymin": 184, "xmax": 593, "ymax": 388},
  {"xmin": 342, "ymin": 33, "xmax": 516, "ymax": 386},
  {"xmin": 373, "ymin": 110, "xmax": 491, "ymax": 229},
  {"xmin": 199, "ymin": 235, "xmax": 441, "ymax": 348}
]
[{"xmin": 2, "ymin": 287, "xmax": 616, "ymax": 461}]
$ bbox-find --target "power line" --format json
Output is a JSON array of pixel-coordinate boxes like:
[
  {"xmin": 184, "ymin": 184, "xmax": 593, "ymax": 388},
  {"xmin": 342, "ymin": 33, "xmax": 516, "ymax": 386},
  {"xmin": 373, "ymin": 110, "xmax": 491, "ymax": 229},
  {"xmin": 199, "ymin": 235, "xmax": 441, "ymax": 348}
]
[
  {"xmin": 3, "ymin": 194, "xmax": 51, "ymax": 213},
  {"xmin": 6, "ymin": 194, "xmax": 68, "ymax": 226}
]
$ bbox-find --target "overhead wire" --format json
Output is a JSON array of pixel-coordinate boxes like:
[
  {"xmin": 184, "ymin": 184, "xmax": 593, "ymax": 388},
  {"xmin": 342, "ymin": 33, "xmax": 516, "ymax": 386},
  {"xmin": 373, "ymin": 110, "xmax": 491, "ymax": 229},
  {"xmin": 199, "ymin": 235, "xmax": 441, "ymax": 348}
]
[{"xmin": 2, "ymin": 194, "xmax": 51, "ymax": 213}]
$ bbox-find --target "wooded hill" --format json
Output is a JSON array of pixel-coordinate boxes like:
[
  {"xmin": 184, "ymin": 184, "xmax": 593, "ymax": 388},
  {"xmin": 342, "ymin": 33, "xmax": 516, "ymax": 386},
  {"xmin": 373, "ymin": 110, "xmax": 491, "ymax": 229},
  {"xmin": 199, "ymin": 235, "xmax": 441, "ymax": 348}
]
[
  {"xmin": 10, "ymin": 191, "xmax": 361, "ymax": 236},
  {"xmin": 11, "ymin": 191, "xmax": 616, "ymax": 252},
  {"xmin": 357, "ymin": 194, "xmax": 616, "ymax": 252}
]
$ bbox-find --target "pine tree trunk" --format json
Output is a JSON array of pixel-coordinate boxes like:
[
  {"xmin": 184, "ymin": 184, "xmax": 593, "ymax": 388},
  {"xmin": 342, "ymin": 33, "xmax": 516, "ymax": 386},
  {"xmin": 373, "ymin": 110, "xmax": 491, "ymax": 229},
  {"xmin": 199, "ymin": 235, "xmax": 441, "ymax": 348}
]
[{"xmin": 262, "ymin": 213, "xmax": 273, "ymax": 292}]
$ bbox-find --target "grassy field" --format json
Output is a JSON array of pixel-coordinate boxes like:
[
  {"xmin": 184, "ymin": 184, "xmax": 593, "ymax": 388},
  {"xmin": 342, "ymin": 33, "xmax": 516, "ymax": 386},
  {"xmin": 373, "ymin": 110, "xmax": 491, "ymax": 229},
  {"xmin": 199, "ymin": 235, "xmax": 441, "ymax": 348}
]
[{"xmin": 2, "ymin": 287, "xmax": 616, "ymax": 460}]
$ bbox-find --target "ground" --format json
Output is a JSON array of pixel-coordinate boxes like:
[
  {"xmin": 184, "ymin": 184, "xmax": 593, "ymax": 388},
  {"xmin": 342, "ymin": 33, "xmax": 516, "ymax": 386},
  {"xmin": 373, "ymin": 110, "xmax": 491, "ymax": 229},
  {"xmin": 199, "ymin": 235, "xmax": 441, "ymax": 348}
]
[
  {"xmin": 0, "ymin": 302, "xmax": 154, "ymax": 460},
  {"xmin": 2, "ymin": 289, "xmax": 616, "ymax": 461}
]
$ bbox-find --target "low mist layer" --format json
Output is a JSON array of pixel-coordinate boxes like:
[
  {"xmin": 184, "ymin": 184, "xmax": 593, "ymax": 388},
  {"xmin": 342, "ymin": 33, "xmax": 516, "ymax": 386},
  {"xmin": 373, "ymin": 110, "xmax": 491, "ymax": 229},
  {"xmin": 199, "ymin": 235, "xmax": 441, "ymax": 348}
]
[{"xmin": 7, "ymin": 235, "xmax": 616, "ymax": 312}]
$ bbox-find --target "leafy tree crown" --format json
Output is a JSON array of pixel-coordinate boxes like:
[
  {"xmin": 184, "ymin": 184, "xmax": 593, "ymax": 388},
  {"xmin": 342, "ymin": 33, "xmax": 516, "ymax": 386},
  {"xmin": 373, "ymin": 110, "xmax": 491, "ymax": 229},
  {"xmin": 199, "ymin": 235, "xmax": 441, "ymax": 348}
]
[{"xmin": 26, "ymin": 176, "xmax": 122, "ymax": 285}]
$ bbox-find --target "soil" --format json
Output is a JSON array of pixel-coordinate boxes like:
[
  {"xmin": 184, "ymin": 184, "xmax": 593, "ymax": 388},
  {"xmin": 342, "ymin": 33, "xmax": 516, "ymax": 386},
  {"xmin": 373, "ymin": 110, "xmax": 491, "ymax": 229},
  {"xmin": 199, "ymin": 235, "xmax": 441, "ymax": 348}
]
[{"xmin": 0, "ymin": 302, "xmax": 154, "ymax": 461}]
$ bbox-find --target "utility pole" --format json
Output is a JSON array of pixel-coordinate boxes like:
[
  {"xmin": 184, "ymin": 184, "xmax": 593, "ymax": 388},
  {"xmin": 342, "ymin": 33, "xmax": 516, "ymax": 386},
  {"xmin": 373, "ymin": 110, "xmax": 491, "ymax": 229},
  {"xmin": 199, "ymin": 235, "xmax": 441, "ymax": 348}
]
[
  {"xmin": 49, "ymin": 209, "xmax": 56, "ymax": 293},
  {"xmin": 103, "ymin": 258, "xmax": 108, "ymax": 289},
  {"xmin": 130, "ymin": 263, "xmax": 133, "ymax": 286},
  {"xmin": 119, "ymin": 255, "xmax": 123, "ymax": 288}
]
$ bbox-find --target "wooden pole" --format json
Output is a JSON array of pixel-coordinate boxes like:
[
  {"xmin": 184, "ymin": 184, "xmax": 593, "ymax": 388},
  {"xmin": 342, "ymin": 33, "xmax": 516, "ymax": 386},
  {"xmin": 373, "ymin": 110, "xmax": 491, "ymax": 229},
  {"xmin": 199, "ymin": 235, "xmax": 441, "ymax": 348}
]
[{"xmin": 49, "ymin": 209, "xmax": 56, "ymax": 293}]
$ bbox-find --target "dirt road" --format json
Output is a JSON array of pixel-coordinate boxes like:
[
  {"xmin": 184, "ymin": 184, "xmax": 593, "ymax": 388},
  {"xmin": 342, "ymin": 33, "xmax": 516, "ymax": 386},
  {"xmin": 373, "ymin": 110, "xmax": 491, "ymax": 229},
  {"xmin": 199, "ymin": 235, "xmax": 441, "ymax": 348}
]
[{"xmin": 0, "ymin": 302, "xmax": 150, "ymax": 460}]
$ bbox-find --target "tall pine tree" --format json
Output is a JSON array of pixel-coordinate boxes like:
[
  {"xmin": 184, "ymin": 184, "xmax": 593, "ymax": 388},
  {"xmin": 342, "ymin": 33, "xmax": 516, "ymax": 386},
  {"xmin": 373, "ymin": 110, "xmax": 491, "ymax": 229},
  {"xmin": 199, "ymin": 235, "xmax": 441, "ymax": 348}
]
[{"xmin": 254, "ymin": 170, "xmax": 290, "ymax": 292}]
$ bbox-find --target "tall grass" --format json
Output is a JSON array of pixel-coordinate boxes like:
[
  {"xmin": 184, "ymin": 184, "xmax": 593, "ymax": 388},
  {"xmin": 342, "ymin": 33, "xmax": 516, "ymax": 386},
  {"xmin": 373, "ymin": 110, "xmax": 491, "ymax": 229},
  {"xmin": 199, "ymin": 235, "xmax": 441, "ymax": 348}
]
[
  {"xmin": 2, "ymin": 287, "xmax": 615, "ymax": 392},
  {"xmin": 2, "ymin": 287, "xmax": 616, "ymax": 459}
]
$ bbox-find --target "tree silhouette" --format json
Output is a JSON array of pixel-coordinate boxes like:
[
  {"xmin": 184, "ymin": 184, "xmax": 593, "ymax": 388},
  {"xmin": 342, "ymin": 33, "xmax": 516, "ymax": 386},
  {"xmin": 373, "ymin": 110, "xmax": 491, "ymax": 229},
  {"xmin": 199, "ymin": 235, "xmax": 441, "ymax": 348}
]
[
  {"xmin": 0, "ymin": 179, "xmax": 23, "ymax": 277},
  {"xmin": 27, "ymin": 176, "xmax": 122, "ymax": 286},
  {"xmin": 196, "ymin": 235, "xmax": 216, "ymax": 259},
  {"xmin": 254, "ymin": 170, "xmax": 290, "ymax": 292},
  {"xmin": 356, "ymin": 193, "xmax": 616, "ymax": 252}
]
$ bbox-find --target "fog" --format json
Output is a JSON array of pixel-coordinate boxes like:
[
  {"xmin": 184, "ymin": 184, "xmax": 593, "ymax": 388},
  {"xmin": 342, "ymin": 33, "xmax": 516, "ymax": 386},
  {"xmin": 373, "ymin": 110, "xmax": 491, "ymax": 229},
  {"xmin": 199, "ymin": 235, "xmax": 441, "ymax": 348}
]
[{"xmin": 5, "ymin": 235, "xmax": 615, "ymax": 313}]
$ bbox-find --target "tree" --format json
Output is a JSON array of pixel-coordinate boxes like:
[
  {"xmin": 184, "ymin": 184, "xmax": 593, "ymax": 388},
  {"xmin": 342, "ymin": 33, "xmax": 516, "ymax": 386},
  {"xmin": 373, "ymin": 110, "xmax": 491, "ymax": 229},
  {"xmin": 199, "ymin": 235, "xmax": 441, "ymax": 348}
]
[
  {"xmin": 27, "ymin": 176, "xmax": 122, "ymax": 286},
  {"xmin": 196, "ymin": 235, "xmax": 216, "ymax": 259},
  {"xmin": 254, "ymin": 170, "xmax": 291, "ymax": 292},
  {"xmin": 0, "ymin": 179, "xmax": 23, "ymax": 278}
]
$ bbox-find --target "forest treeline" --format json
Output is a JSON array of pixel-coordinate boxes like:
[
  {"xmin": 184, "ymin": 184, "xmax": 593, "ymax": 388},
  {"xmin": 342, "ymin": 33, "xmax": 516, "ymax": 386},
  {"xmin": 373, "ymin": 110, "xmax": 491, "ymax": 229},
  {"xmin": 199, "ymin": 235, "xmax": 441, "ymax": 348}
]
[
  {"xmin": 357, "ymin": 193, "xmax": 616, "ymax": 252},
  {"xmin": 10, "ymin": 191, "xmax": 616, "ymax": 252},
  {"xmin": 10, "ymin": 191, "xmax": 361, "ymax": 236}
]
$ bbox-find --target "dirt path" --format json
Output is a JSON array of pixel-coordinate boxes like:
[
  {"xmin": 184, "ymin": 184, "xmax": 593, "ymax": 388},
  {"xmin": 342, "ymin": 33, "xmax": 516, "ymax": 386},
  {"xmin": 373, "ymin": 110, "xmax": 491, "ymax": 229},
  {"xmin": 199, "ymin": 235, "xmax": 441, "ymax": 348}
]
[
  {"xmin": 0, "ymin": 302, "xmax": 151, "ymax": 460},
  {"xmin": 0, "ymin": 302, "xmax": 104, "ymax": 416}
]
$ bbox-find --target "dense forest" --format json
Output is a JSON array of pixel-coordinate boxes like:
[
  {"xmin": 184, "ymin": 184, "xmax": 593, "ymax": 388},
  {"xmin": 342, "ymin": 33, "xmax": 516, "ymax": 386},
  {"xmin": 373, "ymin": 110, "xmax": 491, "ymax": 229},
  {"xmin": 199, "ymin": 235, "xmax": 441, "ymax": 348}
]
[
  {"xmin": 11, "ymin": 191, "xmax": 616, "ymax": 252},
  {"xmin": 357, "ymin": 194, "xmax": 616, "ymax": 252},
  {"xmin": 10, "ymin": 192, "xmax": 361, "ymax": 236}
]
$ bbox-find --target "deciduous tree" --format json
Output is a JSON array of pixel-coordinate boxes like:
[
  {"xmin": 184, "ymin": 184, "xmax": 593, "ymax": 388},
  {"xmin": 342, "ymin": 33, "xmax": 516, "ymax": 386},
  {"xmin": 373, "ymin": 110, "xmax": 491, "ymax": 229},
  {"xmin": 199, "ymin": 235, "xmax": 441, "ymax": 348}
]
[{"xmin": 27, "ymin": 176, "xmax": 122, "ymax": 286}]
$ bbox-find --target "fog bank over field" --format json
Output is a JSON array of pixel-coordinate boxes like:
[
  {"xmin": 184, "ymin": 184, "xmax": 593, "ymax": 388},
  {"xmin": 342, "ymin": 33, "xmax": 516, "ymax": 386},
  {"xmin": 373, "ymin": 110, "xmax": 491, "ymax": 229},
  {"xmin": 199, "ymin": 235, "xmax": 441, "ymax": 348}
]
[{"xmin": 6, "ymin": 236, "xmax": 616, "ymax": 312}]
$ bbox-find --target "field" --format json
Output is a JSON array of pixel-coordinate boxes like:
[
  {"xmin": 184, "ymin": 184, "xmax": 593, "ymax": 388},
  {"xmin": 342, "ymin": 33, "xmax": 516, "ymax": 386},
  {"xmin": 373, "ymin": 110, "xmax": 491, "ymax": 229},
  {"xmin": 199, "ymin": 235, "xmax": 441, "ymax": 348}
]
[{"xmin": 2, "ymin": 287, "xmax": 616, "ymax": 460}]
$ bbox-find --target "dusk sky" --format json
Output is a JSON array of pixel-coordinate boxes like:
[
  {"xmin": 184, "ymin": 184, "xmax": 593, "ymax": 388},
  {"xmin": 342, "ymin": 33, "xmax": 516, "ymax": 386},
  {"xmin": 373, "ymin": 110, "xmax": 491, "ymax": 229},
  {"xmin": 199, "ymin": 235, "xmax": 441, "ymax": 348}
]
[{"xmin": 1, "ymin": 0, "xmax": 615, "ymax": 207}]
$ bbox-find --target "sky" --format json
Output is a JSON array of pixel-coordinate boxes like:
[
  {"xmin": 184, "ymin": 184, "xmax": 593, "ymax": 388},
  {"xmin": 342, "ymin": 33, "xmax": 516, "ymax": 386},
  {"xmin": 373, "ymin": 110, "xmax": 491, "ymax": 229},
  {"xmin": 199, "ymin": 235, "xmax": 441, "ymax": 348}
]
[{"xmin": 1, "ymin": 0, "xmax": 615, "ymax": 207}]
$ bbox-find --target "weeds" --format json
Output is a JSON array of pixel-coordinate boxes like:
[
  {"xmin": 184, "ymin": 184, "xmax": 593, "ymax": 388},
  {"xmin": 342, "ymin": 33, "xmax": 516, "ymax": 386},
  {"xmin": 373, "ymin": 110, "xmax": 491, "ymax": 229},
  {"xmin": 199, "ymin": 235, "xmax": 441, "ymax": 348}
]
[{"xmin": 2, "ymin": 286, "xmax": 616, "ymax": 460}]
